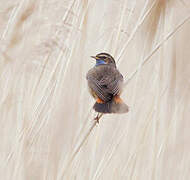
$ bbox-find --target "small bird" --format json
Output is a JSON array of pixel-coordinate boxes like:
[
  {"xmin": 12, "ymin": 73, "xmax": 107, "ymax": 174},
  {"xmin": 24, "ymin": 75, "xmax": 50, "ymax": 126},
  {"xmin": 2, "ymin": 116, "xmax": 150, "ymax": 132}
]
[{"xmin": 86, "ymin": 52, "xmax": 129, "ymax": 122}]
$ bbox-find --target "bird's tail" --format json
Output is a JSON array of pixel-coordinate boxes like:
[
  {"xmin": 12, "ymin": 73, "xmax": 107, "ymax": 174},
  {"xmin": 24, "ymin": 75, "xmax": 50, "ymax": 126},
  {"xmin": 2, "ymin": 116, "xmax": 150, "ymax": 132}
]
[{"xmin": 93, "ymin": 96, "xmax": 129, "ymax": 114}]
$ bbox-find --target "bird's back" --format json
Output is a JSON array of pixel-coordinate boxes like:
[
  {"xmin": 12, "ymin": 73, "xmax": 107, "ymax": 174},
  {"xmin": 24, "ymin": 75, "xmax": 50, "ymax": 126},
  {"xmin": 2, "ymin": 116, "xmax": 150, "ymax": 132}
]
[
  {"xmin": 87, "ymin": 65, "xmax": 121, "ymax": 82},
  {"xmin": 86, "ymin": 64, "xmax": 123, "ymax": 102}
]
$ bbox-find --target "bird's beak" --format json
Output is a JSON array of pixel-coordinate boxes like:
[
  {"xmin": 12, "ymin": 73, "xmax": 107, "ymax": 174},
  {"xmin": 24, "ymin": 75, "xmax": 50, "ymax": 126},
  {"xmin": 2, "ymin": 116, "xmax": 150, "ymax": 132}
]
[{"xmin": 91, "ymin": 56, "xmax": 98, "ymax": 59}]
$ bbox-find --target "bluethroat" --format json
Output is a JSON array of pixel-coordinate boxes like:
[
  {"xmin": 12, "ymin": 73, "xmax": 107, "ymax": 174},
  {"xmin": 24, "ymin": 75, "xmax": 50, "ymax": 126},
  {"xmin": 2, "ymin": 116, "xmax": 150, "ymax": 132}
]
[{"xmin": 86, "ymin": 53, "xmax": 129, "ymax": 120}]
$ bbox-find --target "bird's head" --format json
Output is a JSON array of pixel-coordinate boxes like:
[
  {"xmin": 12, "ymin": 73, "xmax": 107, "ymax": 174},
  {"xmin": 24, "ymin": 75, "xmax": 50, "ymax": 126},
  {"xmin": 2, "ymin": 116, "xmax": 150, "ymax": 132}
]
[{"xmin": 91, "ymin": 53, "xmax": 116, "ymax": 67}]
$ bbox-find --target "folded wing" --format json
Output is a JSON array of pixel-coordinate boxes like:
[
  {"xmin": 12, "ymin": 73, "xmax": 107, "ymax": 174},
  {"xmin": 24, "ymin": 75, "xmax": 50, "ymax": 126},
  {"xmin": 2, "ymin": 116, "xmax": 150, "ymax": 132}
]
[{"xmin": 86, "ymin": 66, "xmax": 123, "ymax": 102}]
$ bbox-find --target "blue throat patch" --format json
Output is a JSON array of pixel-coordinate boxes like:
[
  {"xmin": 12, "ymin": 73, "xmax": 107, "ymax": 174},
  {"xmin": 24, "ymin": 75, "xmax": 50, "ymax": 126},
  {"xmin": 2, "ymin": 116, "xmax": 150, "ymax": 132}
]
[{"xmin": 95, "ymin": 59, "xmax": 106, "ymax": 66}]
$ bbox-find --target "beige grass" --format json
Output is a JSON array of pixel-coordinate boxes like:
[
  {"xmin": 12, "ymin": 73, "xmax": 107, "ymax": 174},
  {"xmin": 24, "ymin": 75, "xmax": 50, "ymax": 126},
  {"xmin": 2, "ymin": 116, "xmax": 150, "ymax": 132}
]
[{"xmin": 0, "ymin": 0, "xmax": 190, "ymax": 180}]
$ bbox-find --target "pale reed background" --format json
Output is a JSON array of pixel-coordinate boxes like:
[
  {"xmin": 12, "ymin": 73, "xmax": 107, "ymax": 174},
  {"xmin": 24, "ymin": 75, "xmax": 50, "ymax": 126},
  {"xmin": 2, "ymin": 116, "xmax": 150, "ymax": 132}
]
[{"xmin": 0, "ymin": 0, "xmax": 190, "ymax": 179}]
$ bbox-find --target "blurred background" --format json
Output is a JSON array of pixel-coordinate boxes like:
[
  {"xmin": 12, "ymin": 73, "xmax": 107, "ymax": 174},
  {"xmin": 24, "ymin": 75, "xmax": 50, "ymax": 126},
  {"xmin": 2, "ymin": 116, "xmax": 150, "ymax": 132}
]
[{"xmin": 0, "ymin": 0, "xmax": 190, "ymax": 179}]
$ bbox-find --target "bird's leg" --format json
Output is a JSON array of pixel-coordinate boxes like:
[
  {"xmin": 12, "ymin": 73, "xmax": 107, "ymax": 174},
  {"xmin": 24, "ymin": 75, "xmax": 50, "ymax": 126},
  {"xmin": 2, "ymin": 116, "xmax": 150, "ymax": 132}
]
[
  {"xmin": 94, "ymin": 113, "xmax": 103, "ymax": 124},
  {"xmin": 94, "ymin": 113, "xmax": 100, "ymax": 123}
]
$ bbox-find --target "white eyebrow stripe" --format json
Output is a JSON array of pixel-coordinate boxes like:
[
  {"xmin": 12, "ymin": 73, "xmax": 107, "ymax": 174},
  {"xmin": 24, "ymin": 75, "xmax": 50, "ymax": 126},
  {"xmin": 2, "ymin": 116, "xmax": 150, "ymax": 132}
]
[{"xmin": 98, "ymin": 56, "xmax": 107, "ymax": 58}]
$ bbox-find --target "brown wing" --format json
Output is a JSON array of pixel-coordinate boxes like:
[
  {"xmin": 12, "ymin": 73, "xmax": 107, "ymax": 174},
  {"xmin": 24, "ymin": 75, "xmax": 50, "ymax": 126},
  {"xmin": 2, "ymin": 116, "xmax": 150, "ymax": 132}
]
[{"xmin": 86, "ymin": 65, "xmax": 123, "ymax": 102}]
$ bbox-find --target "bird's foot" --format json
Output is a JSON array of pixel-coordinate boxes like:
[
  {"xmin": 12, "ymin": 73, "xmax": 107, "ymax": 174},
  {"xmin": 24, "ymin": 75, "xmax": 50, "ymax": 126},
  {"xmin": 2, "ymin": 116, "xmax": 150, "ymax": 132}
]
[
  {"xmin": 94, "ymin": 113, "xmax": 103, "ymax": 124},
  {"xmin": 94, "ymin": 115, "xmax": 100, "ymax": 124}
]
